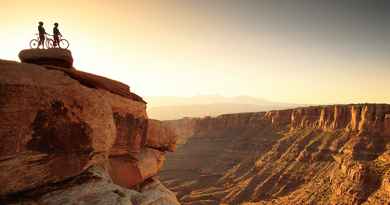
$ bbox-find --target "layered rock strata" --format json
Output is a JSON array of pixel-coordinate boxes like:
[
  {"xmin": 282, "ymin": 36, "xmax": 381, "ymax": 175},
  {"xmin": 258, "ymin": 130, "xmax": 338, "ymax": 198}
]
[
  {"xmin": 0, "ymin": 49, "xmax": 180, "ymax": 204},
  {"xmin": 161, "ymin": 104, "xmax": 390, "ymax": 205}
]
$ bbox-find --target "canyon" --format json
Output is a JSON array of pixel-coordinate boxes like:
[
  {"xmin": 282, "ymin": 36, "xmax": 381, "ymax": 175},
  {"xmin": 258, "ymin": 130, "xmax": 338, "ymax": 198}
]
[
  {"xmin": 161, "ymin": 105, "xmax": 390, "ymax": 204},
  {"xmin": 1, "ymin": 49, "xmax": 389, "ymax": 205},
  {"xmin": 0, "ymin": 49, "xmax": 180, "ymax": 205}
]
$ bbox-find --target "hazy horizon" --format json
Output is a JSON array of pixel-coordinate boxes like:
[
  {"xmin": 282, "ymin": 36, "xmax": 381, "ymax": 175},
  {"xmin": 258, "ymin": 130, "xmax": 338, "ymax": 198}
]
[
  {"xmin": 145, "ymin": 94, "xmax": 390, "ymax": 106},
  {"xmin": 1, "ymin": 0, "xmax": 390, "ymax": 105},
  {"xmin": 145, "ymin": 95, "xmax": 307, "ymax": 120},
  {"xmin": 145, "ymin": 95, "xmax": 390, "ymax": 120}
]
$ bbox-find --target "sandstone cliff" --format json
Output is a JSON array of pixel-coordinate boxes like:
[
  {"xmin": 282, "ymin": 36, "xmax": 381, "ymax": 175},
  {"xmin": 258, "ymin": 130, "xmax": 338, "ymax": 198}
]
[
  {"xmin": 0, "ymin": 49, "xmax": 180, "ymax": 205},
  {"xmin": 161, "ymin": 105, "xmax": 390, "ymax": 205}
]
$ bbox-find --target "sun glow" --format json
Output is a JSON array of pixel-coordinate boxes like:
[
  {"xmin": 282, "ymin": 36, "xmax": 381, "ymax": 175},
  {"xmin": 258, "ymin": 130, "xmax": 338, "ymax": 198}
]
[{"xmin": 1, "ymin": 0, "xmax": 390, "ymax": 105}]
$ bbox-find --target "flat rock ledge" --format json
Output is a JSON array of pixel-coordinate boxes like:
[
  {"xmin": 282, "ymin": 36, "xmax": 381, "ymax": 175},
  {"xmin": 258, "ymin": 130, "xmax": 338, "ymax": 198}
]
[
  {"xmin": 19, "ymin": 48, "xmax": 74, "ymax": 68},
  {"xmin": 17, "ymin": 49, "xmax": 145, "ymax": 103}
]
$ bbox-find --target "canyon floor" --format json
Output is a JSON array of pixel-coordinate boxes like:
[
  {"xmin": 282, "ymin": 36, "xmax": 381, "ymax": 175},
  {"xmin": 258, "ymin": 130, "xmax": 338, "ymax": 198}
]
[{"xmin": 159, "ymin": 108, "xmax": 390, "ymax": 205}]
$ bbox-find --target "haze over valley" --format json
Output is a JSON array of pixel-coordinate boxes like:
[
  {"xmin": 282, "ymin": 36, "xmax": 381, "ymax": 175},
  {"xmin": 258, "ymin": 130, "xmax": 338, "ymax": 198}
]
[{"xmin": 146, "ymin": 95, "xmax": 306, "ymax": 120}]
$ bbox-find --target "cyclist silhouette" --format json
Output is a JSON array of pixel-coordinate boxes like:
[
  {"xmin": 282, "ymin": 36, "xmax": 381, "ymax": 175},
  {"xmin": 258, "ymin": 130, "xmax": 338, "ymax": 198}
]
[
  {"xmin": 53, "ymin": 23, "xmax": 62, "ymax": 47},
  {"xmin": 37, "ymin": 21, "xmax": 47, "ymax": 49}
]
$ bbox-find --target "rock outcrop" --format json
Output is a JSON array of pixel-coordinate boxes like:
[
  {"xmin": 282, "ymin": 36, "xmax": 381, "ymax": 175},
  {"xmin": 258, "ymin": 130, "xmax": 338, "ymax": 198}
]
[
  {"xmin": 161, "ymin": 104, "xmax": 390, "ymax": 205},
  {"xmin": 7, "ymin": 166, "xmax": 180, "ymax": 205},
  {"xmin": 265, "ymin": 104, "xmax": 390, "ymax": 136},
  {"xmin": 0, "ymin": 49, "xmax": 180, "ymax": 204},
  {"xmin": 19, "ymin": 48, "xmax": 74, "ymax": 68},
  {"xmin": 146, "ymin": 120, "xmax": 178, "ymax": 152}
]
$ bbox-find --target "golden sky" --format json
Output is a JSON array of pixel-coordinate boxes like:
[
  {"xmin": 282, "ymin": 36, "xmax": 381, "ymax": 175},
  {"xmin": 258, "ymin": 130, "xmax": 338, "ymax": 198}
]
[{"xmin": 1, "ymin": 0, "xmax": 390, "ymax": 104}]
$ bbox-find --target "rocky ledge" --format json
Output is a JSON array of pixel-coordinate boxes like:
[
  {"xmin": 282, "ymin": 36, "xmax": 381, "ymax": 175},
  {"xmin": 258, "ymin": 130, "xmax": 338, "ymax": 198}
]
[
  {"xmin": 0, "ymin": 49, "xmax": 179, "ymax": 204},
  {"xmin": 19, "ymin": 48, "xmax": 74, "ymax": 68}
]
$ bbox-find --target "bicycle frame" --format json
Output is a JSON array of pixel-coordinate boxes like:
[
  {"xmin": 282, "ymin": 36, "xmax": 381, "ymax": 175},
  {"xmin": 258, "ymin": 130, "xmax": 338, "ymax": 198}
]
[
  {"xmin": 31, "ymin": 33, "xmax": 69, "ymax": 49},
  {"xmin": 34, "ymin": 33, "xmax": 52, "ymax": 48}
]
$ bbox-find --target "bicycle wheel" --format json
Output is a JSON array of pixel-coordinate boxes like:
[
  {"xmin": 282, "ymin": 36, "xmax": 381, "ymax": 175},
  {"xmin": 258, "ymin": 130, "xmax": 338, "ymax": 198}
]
[
  {"xmin": 46, "ymin": 39, "xmax": 54, "ymax": 49},
  {"xmin": 29, "ymin": 39, "xmax": 39, "ymax": 49},
  {"xmin": 59, "ymin": 39, "xmax": 69, "ymax": 49}
]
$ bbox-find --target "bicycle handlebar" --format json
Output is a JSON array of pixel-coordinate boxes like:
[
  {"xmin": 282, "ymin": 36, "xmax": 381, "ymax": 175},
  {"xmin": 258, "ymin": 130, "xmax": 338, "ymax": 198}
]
[
  {"xmin": 35, "ymin": 33, "xmax": 53, "ymax": 36},
  {"xmin": 35, "ymin": 33, "xmax": 62, "ymax": 37}
]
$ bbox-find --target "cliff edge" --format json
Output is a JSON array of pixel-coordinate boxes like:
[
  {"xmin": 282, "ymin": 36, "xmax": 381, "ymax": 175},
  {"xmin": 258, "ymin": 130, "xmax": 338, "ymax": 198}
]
[
  {"xmin": 0, "ymin": 49, "xmax": 180, "ymax": 205},
  {"xmin": 161, "ymin": 105, "xmax": 390, "ymax": 205}
]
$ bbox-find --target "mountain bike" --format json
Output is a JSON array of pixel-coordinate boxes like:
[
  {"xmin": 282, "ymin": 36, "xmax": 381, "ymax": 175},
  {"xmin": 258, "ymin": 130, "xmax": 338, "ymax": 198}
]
[
  {"xmin": 46, "ymin": 35, "xmax": 70, "ymax": 49},
  {"xmin": 30, "ymin": 34, "xmax": 49, "ymax": 49},
  {"xmin": 30, "ymin": 34, "xmax": 70, "ymax": 49}
]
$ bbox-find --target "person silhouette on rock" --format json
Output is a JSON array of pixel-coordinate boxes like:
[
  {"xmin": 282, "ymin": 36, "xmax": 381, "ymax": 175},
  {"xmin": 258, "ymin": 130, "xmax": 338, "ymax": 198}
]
[
  {"xmin": 53, "ymin": 23, "xmax": 62, "ymax": 47},
  {"xmin": 37, "ymin": 21, "xmax": 47, "ymax": 49}
]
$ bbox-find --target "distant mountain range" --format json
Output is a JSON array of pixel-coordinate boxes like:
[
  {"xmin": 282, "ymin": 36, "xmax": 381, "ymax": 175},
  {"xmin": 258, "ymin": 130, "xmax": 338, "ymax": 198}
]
[{"xmin": 145, "ymin": 95, "xmax": 306, "ymax": 120}]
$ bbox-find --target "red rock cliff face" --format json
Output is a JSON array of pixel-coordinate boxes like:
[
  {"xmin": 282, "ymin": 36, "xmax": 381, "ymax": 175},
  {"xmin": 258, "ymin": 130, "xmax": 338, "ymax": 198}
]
[
  {"xmin": 165, "ymin": 112, "xmax": 268, "ymax": 143},
  {"xmin": 162, "ymin": 104, "xmax": 390, "ymax": 205},
  {"xmin": 264, "ymin": 104, "xmax": 390, "ymax": 136},
  {"xmin": 166, "ymin": 104, "xmax": 390, "ymax": 142},
  {"xmin": 0, "ymin": 49, "xmax": 180, "ymax": 205}
]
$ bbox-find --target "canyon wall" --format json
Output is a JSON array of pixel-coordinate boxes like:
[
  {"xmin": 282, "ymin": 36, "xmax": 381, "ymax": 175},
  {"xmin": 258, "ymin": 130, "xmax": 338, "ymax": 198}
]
[
  {"xmin": 0, "ymin": 49, "xmax": 180, "ymax": 205},
  {"xmin": 166, "ymin": 104, "xmax": 390, "ymax": 140},
  {"xmin": 266, "ymin": 104, "xmax": 390, "ymax": 136},
  {"xmin": 162, "ymin": 104, "xmax": 390, "ymax": 205}
]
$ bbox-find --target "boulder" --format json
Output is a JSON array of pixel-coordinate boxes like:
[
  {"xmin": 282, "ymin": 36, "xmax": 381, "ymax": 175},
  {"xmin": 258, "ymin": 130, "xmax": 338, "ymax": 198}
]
[
  {"xmin": 109, "ymin": 148, "xmax": 165, "ymax": 188},
  {"xmin": 19, "ymin": 48, "xmax": 73, "ymax": 68},
  {"xmin": 136, "ymin": 148, "xmax": 166, "ymax": 180},
  {"xmin": 146, "ymin": 120, "xmax": 178, "ymax": 152}
]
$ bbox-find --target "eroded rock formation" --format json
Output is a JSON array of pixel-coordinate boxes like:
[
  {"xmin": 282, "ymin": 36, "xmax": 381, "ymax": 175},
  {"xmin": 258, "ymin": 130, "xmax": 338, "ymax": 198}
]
[
  {"xmin": 19, "ymin": 48, "xmax": 74, "ymax": 68},
  {"xmin": 264, "ymin": 104, "xmax": 390, "ymax": 136},
  {"xmin": 0, "ymin": 49, "xmax": 180, "ymax": 205},
  {"xmin": 161, "ymin": 105, "xmax": 390, "ymax": 205}
]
